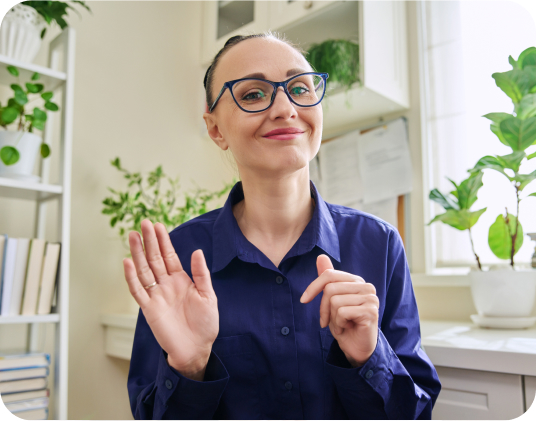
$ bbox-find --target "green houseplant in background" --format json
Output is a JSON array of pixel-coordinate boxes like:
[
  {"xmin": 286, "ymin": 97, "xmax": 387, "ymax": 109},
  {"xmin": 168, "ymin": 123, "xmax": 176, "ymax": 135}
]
[
  {"xmin": 101, "ymin": 157, "xmax": 236, "ymax": 257},
  {"xmin": 427, "ymin": 46, "xmax": 536, "ymax": 328},
  {"xmin": 22, "ymin": 1, "xmax": 92, "ymax": 39},
  {"xmin": 428, "ymin": 171, "xmax": 487, "ymax": 270},
  {"xmin": 0, "ymin": 65, "xmax": 60, "ymax": 180},
  {"xmin": 306, "ymin": 39, "xmax": 359, "ymax": 108}
]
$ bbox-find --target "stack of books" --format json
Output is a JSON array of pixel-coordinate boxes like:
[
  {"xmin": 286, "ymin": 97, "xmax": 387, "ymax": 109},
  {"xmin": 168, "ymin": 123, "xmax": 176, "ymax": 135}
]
[
  {"xmin": 0, "ymin": 351, "xmax": 51, "ymax": 420},
  {"xmin": 0, "ymin": 236, "xmax": 61, "ymax": 316}
]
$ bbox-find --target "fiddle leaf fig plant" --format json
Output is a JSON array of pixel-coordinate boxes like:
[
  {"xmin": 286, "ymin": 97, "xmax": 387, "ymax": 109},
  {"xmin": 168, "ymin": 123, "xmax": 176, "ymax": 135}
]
[
  {"xmin": 428, "ymin": 171, "xmax": 487, "ymax": 270},
  {"xmin": 0, "ymin": 65, "xmax": 59, "ymax": 166},
  {"xmin": 101, "ymin": 157, "xmax": 237, "ymax": 256},
  {"xmin": 467, "ymin": 46, "xmax": 536, "ymax": 267}
]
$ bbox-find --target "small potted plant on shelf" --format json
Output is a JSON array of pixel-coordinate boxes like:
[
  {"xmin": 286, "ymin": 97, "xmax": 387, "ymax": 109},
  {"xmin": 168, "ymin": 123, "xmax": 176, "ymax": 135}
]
[
  {"xmin": 0, "ymin": 65, "xmax": 60, "ymax": 182},
  {"xmin": 306, "ymin": 39, "xmax": 360, "ymax": 109},
  {"xmin": 428, "ymin": 46, "xmax": 536, "ymax": 329},
  {"xmin": 101, "ymin": 157, "xmax": 237, "ymax": 257},
  {"xmin": 0, "ymin": 1, "xmax": 92, "ymax": 64}
]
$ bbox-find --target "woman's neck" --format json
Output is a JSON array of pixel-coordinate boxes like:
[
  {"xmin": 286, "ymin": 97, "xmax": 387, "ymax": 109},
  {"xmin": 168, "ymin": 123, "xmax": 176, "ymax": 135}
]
[{"xmin": 232, "ymin": 169, "xmax": 315, "ymax": 247}]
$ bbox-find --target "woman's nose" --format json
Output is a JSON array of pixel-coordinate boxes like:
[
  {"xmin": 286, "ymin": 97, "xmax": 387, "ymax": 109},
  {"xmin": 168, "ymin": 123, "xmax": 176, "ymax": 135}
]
[{"xmin": 269, "ymin": 86, "xmax": 297, "ymax": 117}]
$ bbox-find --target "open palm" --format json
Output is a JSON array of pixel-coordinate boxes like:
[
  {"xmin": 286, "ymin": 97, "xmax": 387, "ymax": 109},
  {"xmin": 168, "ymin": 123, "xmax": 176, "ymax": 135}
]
[{"xmin": 122, "ymin": 219, "xmax": 219, "ymax": 369}]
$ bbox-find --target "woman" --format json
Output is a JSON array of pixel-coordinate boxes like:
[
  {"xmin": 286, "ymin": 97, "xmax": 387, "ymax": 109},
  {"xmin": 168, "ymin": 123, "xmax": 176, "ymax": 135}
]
[{"xmin": 126, "ymin": 32, "xmax": 441, "ymax": 420}]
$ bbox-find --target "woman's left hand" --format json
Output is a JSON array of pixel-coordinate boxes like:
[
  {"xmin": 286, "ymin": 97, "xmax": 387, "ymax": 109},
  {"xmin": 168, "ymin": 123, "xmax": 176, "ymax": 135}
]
[{"xmin": 300, "ymin": 254, "xmax": 380, "ymax": 367}]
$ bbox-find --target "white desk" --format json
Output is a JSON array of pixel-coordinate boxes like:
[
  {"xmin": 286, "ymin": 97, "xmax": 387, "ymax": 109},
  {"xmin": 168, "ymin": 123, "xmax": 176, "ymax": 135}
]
[
  {"xmin": 100, "ymin": 316, "xmax": 535, "ymax": 419},
  {"xmin": 420, "ymin": 320, "xmax": 536, "ymax": 420}
]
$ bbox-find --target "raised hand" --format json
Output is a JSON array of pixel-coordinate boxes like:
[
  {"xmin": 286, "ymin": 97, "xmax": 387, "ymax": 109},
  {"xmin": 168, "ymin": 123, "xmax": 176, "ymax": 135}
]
[
  {"xmin": 300, "ymin": 254, "xmax": 379, "ymax": 367},
  {"xmin": 122, "ymin": 219, "xmax": 219, "ymax": 378}
]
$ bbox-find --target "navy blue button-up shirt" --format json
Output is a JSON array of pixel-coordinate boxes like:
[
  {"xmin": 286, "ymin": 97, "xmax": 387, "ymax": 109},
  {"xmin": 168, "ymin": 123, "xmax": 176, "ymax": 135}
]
[{"xmin": 127, "ymin": 180, "xmax": 441, "ymax": 420}]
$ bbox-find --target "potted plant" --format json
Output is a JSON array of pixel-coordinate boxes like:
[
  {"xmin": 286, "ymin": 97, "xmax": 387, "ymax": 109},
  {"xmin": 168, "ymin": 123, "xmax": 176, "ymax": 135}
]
[
  {"xmin": 0, "ymin": 65, "xmax": 60, "ymax": 181},
  {"xmin": 306, "ymin": 39, "xmax": 359, "ymax": 109},
  {"xmin": 101, "ymin": 157, "xmax": 237, "ymax": 257},
  {"xmin": 428, "ymin": 46, "xmax": 536, "ymax": 328},
  {"xmin": 0, "ymin": 1, "xmax": 91, "ymax": 64}
]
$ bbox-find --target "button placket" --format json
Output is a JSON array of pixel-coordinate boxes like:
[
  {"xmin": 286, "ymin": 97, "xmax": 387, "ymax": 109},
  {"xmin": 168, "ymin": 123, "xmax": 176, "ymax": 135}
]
[
  {"xmin": 275, "ymin": 275, "xmax": 284, "ymax": 284},
  {"xmin": 281, "ymin": 326, "xmax": 290, "ymax": 335}
]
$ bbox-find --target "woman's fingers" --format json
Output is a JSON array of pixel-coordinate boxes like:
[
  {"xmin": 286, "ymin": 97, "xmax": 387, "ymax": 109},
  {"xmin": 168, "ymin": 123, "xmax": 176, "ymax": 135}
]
[
  {"xmin": 123, "ymin": 257, "xmax": 150, "ymax": 308},
  {"xmin": 128, "ymin": 229, "xmax": 157, "ymax": 288},
  {"xmin": 154, "ymin": 222, "xmax": 184, "ymax": 276},
  {"xmin": 140, "ymin": 220, "xmax": 169, "ymax": 281},
  {"xmin": 191, "ymin": 249, "xmax": 214, "ymax": 298}
]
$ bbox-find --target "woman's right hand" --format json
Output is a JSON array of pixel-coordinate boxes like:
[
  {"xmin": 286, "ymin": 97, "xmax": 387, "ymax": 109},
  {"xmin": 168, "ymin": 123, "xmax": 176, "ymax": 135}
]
[{"xmin": 122, "ymin": 219, "xmax": 219, "ymax": 375}]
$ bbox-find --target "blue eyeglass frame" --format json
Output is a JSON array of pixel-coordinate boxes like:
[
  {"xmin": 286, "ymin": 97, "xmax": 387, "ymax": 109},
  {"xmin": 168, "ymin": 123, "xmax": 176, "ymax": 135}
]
[{"xmin": 208, "ymin": 72, "xmax": 329, "ymax": 113}]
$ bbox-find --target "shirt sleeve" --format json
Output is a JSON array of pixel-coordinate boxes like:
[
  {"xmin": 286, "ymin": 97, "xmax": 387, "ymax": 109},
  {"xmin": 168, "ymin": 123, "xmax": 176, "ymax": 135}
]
[
  {"xmin": 323, "ymin": 228, "xmax": 442, "ymax": 420},
  {"xmin": 127, "ymin": 307, "xmax": 230, "ymax": 420}
]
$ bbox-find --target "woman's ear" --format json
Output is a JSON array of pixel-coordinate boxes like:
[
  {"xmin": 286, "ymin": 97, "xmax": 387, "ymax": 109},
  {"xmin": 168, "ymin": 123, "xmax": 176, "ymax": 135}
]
[{"xmin": 203, "ymin": 112, "xmax": 229, "ymax": 151}]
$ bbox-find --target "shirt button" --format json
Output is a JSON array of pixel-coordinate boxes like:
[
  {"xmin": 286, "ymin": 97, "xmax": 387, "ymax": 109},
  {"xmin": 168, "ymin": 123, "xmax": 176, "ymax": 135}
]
[
  {"xmin": 276, "ymin": 276, "xmax": 283, "ymax": 284},
  {"xmin": 365, "ymin": 370, "xmax": 374, "ymax": 379},
  {"xmin": 165, "ymin": 379, "xmax": 173, "ymax": 389},
  {"xmin": 285, "ymin": 381, "xmax": 293, "ymax": 390},
  {"xmin": 281, "ymin": 326, "xmax": 290, "ymax": 335}
]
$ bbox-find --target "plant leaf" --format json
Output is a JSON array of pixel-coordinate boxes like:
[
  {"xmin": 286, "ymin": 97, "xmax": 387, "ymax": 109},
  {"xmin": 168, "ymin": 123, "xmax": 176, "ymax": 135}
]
[
  {"xmin": 516, "ymin": 93, "xmax": 536, "ymax": 119},
  {"xmin": 41, "ymin": 92, "xmax": 53, "ymax": 101},
  {"xmin": 31, "ymin": 72, "xmax": 40, "ymax": 81},
  {"xmin": 0, "ymin": 146, "xmax": 20, "ymax": 165},
  {"xmin": 500, "ymin": 116, "xmax": 536, "ymax": 151},
  {"xmin": 6, "ymin": 65, "xmax": 19, "ymax": 77},
  {"xmin": 44, "ymin": 102, "xmax": 59, "ymax": 111},
  {"xmin": 514, "ymin": 170, "xmax": 536, "ymax": 191},
  {"xmin": 428, "ymin": 208, "xmax": 486, "ymax": 230},
  {"xmin": 40, "ymin": 143, "xmax": 50, "ymax": 158},
  {"xmin": 518, "ymin": 46, "xmax": 536, "ymax": 69},
  {"xmin": 496, "ymin": 151, "xmax": 526, "ymax": 172},
  {"xmin": 492, "ymin": 70, "xmax": 531, "ymax": 103},
  {"xmin": 457, "ymin": 171, "xmax": 484, "ymax": 209},
  {"xmin": 429, "ymin": 188, "xmax": 459, "ymax": 211},
  {"xmin": 528, "ymin": 151, "xmax": 536, "ymax": 160},
  {"xmin": 488, "ymin": 214, "xmax": 523, "ymax": 260},
  {"xmin": 1, "ymin": 107, "xmax": 19, "ymax": 124}
]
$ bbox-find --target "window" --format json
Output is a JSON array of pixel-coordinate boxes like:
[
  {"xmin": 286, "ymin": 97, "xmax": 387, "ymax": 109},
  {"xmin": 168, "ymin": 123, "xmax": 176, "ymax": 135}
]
[{"xmin": 420, "ymin": 1, "xmax": 536, "ymax": 270}]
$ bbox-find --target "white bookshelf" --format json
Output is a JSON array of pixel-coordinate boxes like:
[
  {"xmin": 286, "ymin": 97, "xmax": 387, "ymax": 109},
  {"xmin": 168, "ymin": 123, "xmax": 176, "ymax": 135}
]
[{"xmin": 0, "ymin": 27, "xmax": 75, "ymax": 420}]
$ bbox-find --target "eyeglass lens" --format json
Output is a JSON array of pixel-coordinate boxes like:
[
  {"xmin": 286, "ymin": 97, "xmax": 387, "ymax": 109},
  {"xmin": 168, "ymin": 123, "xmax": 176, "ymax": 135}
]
[{"xmin": 231, "ymin": 74, "xmax": 325, "ymax": 112}]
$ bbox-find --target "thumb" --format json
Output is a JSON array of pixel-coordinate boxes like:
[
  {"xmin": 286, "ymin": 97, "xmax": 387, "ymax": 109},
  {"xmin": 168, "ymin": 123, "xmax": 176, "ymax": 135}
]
[
  {"xmin": 317, "ymin": 254, "xmax": 334, "ymax": 277},
  {"xmin": 191, "ymin": 249, "xmax": 214, "ymax": 298}
]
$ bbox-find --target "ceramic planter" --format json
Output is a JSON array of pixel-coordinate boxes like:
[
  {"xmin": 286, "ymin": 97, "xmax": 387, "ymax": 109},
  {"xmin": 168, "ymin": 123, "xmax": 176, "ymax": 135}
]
[
  {"xmin": 470, "ymin": 268, "xmax": 536, "ymax": 318},
  {"xmin": 0, "ymin": 131, "xmax": 42, "ymax": 181},
  {"xmin": 0, "ymin": 4, "xmax": 47, "ymax": 64}
]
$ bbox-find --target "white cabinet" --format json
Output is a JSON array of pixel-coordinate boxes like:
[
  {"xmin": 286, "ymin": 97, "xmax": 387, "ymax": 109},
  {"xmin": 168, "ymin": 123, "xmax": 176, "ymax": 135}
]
[
  {"xmin": 200, "ymin": 1, "xmax": 409, "ymax": 137},
  {"xmin": 526, "ymin": 376, "xmax": 536, "ymax": 413},
  {"xmin": 432, "ymin": 367, "xmax": 525, "ymax": 420},
  {"xmin": 268, "ymin": 0, "xmax": 336, "ymax": 30}
]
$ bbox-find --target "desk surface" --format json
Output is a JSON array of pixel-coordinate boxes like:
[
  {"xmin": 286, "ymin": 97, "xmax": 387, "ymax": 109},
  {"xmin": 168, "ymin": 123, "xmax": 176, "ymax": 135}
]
[{"xmin": 420, "ymin": 320, "xmax": 536, "ymax": 376}]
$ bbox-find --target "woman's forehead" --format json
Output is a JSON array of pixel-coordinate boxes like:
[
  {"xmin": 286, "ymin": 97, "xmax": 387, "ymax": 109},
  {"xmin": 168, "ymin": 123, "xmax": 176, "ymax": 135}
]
[{"xmin": 216, "ymin": 37, "xmax": 310, "ymax": 82}]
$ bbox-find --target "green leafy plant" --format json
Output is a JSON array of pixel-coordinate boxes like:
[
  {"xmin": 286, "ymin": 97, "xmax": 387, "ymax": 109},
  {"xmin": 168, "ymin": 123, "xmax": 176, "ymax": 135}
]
[
  {"xmin": 21, "ymin": 1, "xmax": 92, "ymax": 39},
  {"xmin": 101, "ymin": 157, "xmax": 237, "ymax": 256},
  {"xmin": 0, "ymin": 65, "xmax": 60, "ymax": 166},
  {"xmin": 428, "ymin": 47, "xmax": 536, "ymax": 270},
  {"xmin": 467, "ymin": 46, "xmax": 536, "ymax": 267},
  {"xmin": 306, "ymin": 39, "xmax": 360, "ymax": 104},
  {"xmin": 428, "ymin": 172, "xmax": 487, "ymax": 270}
]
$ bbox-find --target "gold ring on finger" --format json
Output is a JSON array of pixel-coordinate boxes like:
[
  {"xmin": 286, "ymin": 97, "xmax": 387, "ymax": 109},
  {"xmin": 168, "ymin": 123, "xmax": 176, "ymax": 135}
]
[{"xmin": 144, "ymin": 281, "xmax": 158, "ymax": 289}]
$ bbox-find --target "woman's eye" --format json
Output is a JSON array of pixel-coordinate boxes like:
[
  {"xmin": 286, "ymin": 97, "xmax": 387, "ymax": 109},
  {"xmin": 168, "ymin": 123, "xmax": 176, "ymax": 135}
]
[
  {"xmin": 290, "ymin": 86, "xmax": 309, "ymax": 96},
  {"xmin": 242, "ymin": 90, "xmax": 266, "ymax": 101}
]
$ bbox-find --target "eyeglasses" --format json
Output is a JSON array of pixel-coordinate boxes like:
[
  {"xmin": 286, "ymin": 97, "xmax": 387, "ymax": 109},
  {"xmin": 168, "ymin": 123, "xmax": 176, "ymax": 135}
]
[{"xmin": 208, "ymin": 72, "xmax": 329, "ymax": 113}]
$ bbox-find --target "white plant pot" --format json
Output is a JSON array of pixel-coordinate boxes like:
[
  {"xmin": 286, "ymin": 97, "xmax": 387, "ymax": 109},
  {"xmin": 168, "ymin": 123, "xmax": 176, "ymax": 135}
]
[
  {"xmin": 0, "ymin": 131, "xmax": 42, "ymax": 181},
  {"xmin": 0, "ymin": 4, "xmax": 47, "ymax": 64},
  {"xmin": 470, "ymin": 268, "xmax": 536, "ymax": 318}
]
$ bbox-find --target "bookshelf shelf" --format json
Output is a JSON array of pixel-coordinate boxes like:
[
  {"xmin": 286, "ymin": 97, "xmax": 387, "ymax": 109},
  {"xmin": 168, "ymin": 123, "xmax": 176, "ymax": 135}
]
[
  {"xmin": 0, "ymin": 314, "xmax": 60, "ymax": 324},
  {"xmin": 0, "ymin": 177, "xmax": 63, "ymax": 202},
  {"xmin": 0, "ymin": 54, "xmax": 67, "ymax": 92},
  {"xmin": 0, "ymin": 28, "xmax": 75, "ymax": 420}
]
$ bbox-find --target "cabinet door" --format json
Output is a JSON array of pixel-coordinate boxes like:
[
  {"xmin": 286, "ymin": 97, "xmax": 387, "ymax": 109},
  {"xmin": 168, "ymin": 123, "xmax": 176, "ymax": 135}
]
[
  {"xmin": 201, "ymin": 1, "xmax": 270, "ymax": 65},
  {"xmin": 268, "ymin": 0, "xmax": 336, "ymax": 30},
  {"xmin": 432, "ymin": 366, "xmax": 524, "ymax": 420},
  {"xmin": 525, "ymin": 376, "xmax": 536, "ymax": 412}
]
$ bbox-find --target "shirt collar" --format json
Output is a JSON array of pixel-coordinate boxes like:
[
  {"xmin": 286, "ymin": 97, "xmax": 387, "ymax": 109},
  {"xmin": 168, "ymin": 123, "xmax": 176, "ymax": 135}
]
[{"xmin": 212, "ymin": 180, "xmax": 341, "ymax": 273}]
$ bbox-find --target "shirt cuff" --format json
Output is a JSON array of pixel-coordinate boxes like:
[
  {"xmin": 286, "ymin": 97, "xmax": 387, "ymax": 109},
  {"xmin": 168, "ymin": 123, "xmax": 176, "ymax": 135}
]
[
  {"xmin": 324, "ymin": 328, "xmax": 395, "ymax": 394},
  {"xmin": 156, "ymin": 347, "xmax": 230, "ymax": 405}
]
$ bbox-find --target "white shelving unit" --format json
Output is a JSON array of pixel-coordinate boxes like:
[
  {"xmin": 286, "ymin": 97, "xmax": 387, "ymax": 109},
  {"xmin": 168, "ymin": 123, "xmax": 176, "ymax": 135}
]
[{"xmin": 0, "ymin": 27, "xmax": 75, "ymax": 420}]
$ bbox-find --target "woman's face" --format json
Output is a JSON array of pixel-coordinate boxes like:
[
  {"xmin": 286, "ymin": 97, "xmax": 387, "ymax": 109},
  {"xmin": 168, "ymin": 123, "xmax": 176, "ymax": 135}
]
[{"xmin": 203, "ymin": 37, "xmax": 323, "ymax": 179}]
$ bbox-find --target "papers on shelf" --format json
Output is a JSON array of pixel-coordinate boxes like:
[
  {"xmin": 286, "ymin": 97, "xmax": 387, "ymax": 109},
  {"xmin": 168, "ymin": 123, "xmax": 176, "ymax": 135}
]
[{"xmin": 312, "ymin": 117, "xmax": 412, "ymax": 227}]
